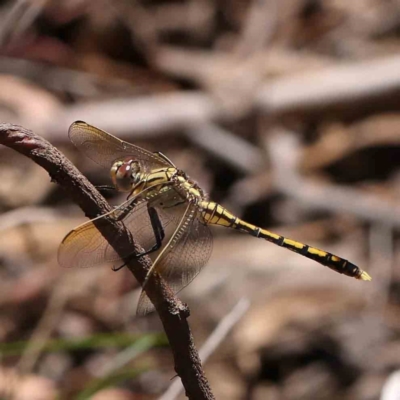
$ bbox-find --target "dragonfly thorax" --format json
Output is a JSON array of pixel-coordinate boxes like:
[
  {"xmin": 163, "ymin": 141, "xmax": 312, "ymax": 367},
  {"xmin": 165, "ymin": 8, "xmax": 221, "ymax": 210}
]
[{"xmin": 110, "ymin": 157, "xmax": 142, "ymax": 192}]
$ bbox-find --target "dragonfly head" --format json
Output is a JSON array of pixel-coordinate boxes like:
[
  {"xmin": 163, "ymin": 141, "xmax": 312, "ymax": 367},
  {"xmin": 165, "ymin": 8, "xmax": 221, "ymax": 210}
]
[{"xmin": 110, "ymin": 157, "xmax": 141, "ymax": 192}]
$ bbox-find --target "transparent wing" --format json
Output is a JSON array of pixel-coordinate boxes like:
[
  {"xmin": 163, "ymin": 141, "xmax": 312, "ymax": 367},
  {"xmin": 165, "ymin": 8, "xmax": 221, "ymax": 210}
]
[
  {"xmin": 58, "ymin": 197, "xmax": 147, "ymax": 268},
  {"xmin": 58, "ymin": 186, "xmax": 187, "ymax": 269},
  {"xmin": 123, "ymin": 192, "xmax": 188, "ymax": 263},
  {"xmin": 68, "ymin": 121, "xmax": 172, "ymax": 171},
  {"xmin": 137, "ymin": 204, "xmax": 213, "ymax": 315}
]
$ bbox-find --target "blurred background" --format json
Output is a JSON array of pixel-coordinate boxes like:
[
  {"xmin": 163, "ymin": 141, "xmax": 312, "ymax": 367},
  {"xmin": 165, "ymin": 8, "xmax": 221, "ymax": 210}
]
[{"xmin": 1, "ymin": 0, "xmax": 400, "ymax": 399}]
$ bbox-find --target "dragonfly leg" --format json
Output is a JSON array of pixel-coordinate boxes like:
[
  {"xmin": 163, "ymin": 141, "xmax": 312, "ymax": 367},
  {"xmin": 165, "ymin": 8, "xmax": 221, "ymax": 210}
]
[
  {"xmin": 137, "ymin": 206, "xmax": 165, "ymax": 256},
  {"xmin": 112, "ymin": 206, "xmax": 165, "ymax": 272}
]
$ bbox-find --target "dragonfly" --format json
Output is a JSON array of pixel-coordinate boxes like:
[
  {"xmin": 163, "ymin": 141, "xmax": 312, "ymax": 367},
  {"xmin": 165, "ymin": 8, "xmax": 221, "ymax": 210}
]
[{"xmin": 58, "ymin": 121, "xmax": 371, "ymax": 315}]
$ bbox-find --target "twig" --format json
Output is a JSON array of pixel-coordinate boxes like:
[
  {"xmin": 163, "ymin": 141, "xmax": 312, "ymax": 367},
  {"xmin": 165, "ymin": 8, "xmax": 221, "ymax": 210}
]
[
  {"xmin": 0, "ymin": 206, "xmax": 58, "ymax": 232},
  {"xmin": 266, "ymin": 128, "xmax": 400, "ymax": 228},
  {"xmin": 224, "ymin": 171, "xmax": 273, "ymax": 212},
  {"xmin": 0, "ymin": 0, "xmax": 29, "ymax": 46},
  {"xmin": 16, "ymin": 277, "xmax": 70, "ymax": 374},
  {"xmin": 257, "ymin": 54, "xmax": 400, "ymax": 118},
  {"xmin": 279, "ymin": 174, "xmax": 400, "ymax": 228},
  {"xmin": 0, "ymin": 57, "xmax": 103, "ymax": 97},
  {"xmin": 0, "ymin": 0, "xmax": 47, "ymax": 47},
  {"xmin": 96, "ymin": 335, "xmax": 160, "ymax": 378},
  {"xmin": 198, "ymin": 298, "xmax": 250, "ymax": 363},
  {"xmin": 159, "ymin": 298, "xmax": 250, "ymax": 400},
  {"xmin": 151, "ymin": 1, "xmax": 215, "ymax": 40},
  {"xmin": 0, "ymin": 123, "xmax": 215, "ymax": 400},
  {"xmin": 48, "ymin": 92, "xmax": 220, "ymax": 139},
  {"xmin": 186, "ymin": 123, "xmax": 264, "ymax": 174},
  {"xmin": 235, "ymin": 0, "xmax": 278, "ymax": 56},
  {"xmin": 43, "ymin": 54, "xmax": 400, "ymax": 140}
]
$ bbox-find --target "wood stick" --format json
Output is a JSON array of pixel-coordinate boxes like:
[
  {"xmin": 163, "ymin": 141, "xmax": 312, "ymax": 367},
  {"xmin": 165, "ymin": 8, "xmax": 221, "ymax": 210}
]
[{"xmin": 0, "ymin": 123, "xmax": 215, "ymax": 400}]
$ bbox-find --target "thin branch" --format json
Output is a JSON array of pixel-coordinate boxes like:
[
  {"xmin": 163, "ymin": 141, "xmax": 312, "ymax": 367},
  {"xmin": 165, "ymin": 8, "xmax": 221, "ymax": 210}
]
[
  {"xmin": 198, "ymin": 298, "xmax": 250, "ymax": 363},
  {"xmin": 96, "ymin": 335, "xmax": 160, "ymax": 378},
  {"xmin": 16, "ymin": 277, "xmax": 70, "ymax": 374},
  {"xmin": 159, "ymin": 298, "xmax": 251, "ymax": 400},
  {"xmin": 0, "ymin": 123, "xmax": 215, "ymax": 400}
]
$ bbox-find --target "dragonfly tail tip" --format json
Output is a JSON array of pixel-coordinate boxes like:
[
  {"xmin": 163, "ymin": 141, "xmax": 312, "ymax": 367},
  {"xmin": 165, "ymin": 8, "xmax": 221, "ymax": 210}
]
[{"xmin": 359, "ymin": 270, "xmax": 372, "ymax": 281}]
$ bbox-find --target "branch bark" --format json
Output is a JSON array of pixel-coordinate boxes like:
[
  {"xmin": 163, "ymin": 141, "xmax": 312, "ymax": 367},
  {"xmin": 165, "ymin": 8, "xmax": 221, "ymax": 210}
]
[{"xmin": 0, "ymin": 123, "xmax": 215, "ymax": 400}]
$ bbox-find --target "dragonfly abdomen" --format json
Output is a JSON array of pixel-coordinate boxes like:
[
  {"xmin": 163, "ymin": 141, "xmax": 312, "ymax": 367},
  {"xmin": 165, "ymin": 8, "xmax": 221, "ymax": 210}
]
[
  {"xmin": 257, "ymin": 230, "xmax": 366, "ymax": 280},
  {"xmin": 200, "ymin": 201, "xmax": 371, "ymax": 281}
]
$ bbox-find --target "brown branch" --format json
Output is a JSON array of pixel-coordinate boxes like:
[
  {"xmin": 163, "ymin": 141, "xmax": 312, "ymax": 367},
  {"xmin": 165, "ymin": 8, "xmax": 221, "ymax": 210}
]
[
  {"xmin": 0, "ymin": 123, "xmax": 215, "ymax": 400},
  {"xmin": 159, "ymin": 297, "xmax": 251, "ymax": 400}
]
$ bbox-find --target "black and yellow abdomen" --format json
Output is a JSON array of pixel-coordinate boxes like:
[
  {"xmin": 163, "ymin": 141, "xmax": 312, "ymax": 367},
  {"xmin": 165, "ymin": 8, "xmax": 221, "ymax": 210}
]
[{"xmin": 199, "ymin": 201, "xmax": 371, "ymax": 281}]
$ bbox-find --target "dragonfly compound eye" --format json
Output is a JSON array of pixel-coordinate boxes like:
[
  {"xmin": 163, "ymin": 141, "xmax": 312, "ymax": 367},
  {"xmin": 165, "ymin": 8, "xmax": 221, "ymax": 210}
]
[
  {"xmin": 130, "ymin": 161, "xmax": 141, "ymax": 184},
  {"xmin": 111, "ymin": 158, "xmax": 140, "ymax": 192}
]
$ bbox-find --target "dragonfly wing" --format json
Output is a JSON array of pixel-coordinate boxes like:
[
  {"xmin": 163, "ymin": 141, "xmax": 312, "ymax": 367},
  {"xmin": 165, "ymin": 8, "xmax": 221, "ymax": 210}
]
[
  {"xmin": 122, "ymin": 186, "xmax": 185, "ymax": 254},
  {"xmin": 58, "ymin": 218, "xmax": 120, "ymax": 268},
  {"xmin": 68, "ymin": 121, "xmax": 172, "ymax": 170},
  {"xmin": 58, "ymin": 198, "xmax": 148, "ymax": 268},
  {"xmin": 58, "ymin": 186, "xmax": 186, "ymax": 269},
  {"xmin": 136, "ymin": 291, "xmax": 156, "ymax": 316},
  {"xmin": 136, "ymin": 203, "xmax": 213, "ymax": 315}
]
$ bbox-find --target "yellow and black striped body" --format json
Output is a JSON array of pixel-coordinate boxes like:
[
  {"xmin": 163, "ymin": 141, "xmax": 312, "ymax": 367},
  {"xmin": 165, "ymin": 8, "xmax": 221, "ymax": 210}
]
[
  {"xmin": 123, "ymin": 165, "xmax": 370, "ymax": 281},
  {"xmin": 199, "ymin": 201, "xmax": 371, "ymax": 281}
]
